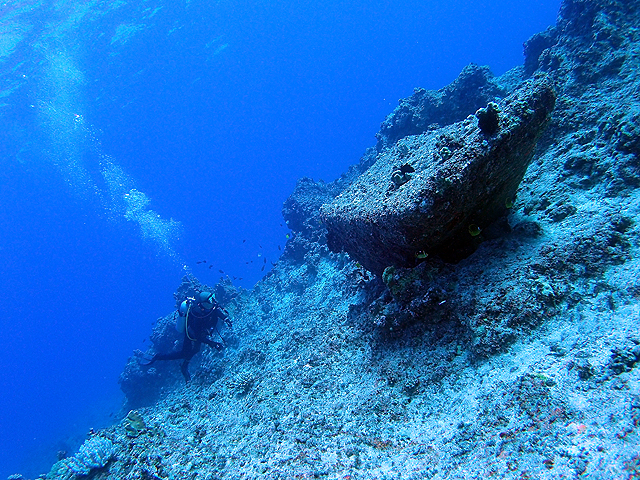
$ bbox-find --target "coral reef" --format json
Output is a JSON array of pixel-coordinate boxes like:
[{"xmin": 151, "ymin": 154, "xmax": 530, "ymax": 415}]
[
  {"xmin": 46, "ymin": 437, "xmax": 114, "ymax": 479},
  {"xmin": 29, "ymin": 0, "xmax": 640, "ymax": 478}
]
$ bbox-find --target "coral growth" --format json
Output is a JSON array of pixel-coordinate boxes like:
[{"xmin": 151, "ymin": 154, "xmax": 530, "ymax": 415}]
[{"xmin": 46, "ymin": 437, "xmax": 114, "ymax": 479}]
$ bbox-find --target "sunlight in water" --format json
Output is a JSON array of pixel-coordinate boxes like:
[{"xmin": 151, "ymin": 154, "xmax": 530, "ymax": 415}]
[{"xmin": 37, "ymin": 48, "xmax": 183, "ymax": 261}]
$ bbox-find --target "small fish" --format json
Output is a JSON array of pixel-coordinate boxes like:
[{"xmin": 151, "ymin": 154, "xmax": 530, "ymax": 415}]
[
  {"xmin": 263, "ymin": 257, "xmax": 267, "ymax": 264},
  {"xmin": 261, "ymin": 265, "xmax": 265, "ymax": 271},
  {"xmin": 246, "ymin": 262, "xmax": 249, "ymax": 265},
  {"xmin": 243, "ymin": 239, "xmax": 246, "ymax": 243},
  {"xmin": 238, "ymin": 277, "xmax": 243, "ymax": 280},
  {"xmin": 259, "ymin": 245, "xmax": 263, "ymax": 249},
  {"xmin": 271, "ymin": 261, "xmax": 277, "ymax": 266},
  {"xmin": 196, "ymin": 260, "xmax": 207, "ymax": 264},
  {"xmin": 219, "ymin": 269, "xmax": 224, "ymax": 274},
  {"xmin": 278, "ymin": 245, "xmax": 281, "ymax": 250},
  {"xmin": 209, "ymin": 265, "xmax": 214, "ymax": 269},
  {"xmin": 233, "ymin": 276, "xmax": 237, "ymax": 280}
]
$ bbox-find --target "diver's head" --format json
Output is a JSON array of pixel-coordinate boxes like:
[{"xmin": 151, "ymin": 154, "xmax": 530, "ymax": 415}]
[{"xmin": 198, "ymin": 291, "xmax": 216, "ymax": 310}]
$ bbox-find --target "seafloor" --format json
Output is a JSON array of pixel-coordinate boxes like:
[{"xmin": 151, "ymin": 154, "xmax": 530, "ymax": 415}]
[{"xmin": 28, "ymin": 0, "xmax": 640, "ymax": 479}]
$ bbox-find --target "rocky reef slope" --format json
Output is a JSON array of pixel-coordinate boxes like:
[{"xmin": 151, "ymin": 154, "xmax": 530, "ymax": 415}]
[{"xmin": 36, "ymin": 0, "xmax": 640, "ymax": 479}]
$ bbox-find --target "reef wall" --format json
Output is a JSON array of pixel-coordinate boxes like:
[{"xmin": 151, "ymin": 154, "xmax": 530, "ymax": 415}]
[{"xmin": 36, "ymin": 0, "xmax": 640, "ymax": 478}]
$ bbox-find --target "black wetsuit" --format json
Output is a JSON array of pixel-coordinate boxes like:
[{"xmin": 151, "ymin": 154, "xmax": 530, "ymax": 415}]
[{"xmin": 150, "ymin": 301, "xmax": 229, "ymax": 382}]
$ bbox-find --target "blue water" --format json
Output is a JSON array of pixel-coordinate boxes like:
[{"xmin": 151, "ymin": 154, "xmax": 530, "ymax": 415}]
[{"xmin": 0, "ymin": 0, "xmax": 560, "ymax": 477}]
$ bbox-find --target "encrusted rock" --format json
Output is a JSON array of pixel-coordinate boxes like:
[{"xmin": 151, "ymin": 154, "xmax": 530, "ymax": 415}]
[{"xmin": 321, "ymin": 76, "xmax": 555, "ymax": 275}]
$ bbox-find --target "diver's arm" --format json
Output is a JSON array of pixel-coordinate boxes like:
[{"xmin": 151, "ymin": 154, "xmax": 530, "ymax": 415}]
[{"xmin": 215, "ymin": 306, "xmax": 232, "ymax": 328}]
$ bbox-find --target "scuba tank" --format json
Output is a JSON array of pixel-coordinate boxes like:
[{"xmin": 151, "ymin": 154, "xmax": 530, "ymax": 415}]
[
  {"xmin": 176, "ymin": 313, "xmax": 186, "ymax": 334},
  {"xmin": 176, "ymin": 297, "xmax": 194, "ymax": 334}
]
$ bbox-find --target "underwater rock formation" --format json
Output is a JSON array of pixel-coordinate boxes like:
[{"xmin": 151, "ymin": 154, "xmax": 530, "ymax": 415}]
[
  {"xmin": 118, "ymin": 310, "xmax": 185, "ymax": 408},
  {"xmin": 36, "ymin": 0, "xmax": 640, "ymax": 479},
  {"xmin": 280, "ymin": 151, "xmax": 378, "ymax": 265},
  {"xmin": 375, "ymin": 63, "xmax": 506, "ymax": 150},
  {"xmin": 321, "ymin": 76, "xmax": 555, "ymax": 275}
]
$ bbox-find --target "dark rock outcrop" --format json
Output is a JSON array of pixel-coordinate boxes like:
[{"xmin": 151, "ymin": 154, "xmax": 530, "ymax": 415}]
[
  {"xmin": 118, "ymin": 310, "xmax": 185, "ymax": 408},
  {"xmin": 282, "ymin": 178, "xmax": 337, "ymax": 237},
  {"xmin": 321, "ymin": 76, "xmax": 555, "ymax": 275},
  {"xmin": 280, "ymin": 149, "xmax": 378, "ymax": 264},
  {"xmin": 523, "ymin": 27, "xmax": 559, "ymax": 76}
]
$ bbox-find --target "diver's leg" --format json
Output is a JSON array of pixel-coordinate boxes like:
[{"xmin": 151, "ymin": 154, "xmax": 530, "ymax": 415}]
[
  {"xmin": 179, "ymin": 342, "xmax": 201, "ymax": 383},
  {"xmin": 180, "ymin": 360, "xmax": 192, "ymax": 383},
  {"xmin": 152, "ymin": 350, "xmax": 185, "ymax": 362},
  {"xmin": 140, "ymin": 349, "xmax": 181, "ymax": 365},
  {"xmin": 143, "ymin": 336, "xmax": 194, "ymax": 365}
]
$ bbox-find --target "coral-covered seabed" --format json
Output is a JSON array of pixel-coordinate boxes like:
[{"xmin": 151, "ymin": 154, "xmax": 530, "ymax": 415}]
[{"xmin": 29, "ymin": 0, "xmax": 640, "ymax": 479}]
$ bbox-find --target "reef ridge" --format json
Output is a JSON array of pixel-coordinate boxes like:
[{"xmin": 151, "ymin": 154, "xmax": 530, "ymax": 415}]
[{"xmin": 33, "ymin": 0, "xmax": 640, "ymax": 479}]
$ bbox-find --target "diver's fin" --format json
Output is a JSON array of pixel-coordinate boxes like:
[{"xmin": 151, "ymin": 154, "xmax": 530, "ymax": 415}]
[{"xmin": 138, "ymin": 353, "xmax": 157, "ymax": 366}]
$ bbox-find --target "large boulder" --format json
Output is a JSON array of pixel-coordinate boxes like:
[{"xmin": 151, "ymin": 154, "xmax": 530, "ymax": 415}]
[{"xmin": 321, "ymin": 75, "xmax": 555, "ymax": 275}]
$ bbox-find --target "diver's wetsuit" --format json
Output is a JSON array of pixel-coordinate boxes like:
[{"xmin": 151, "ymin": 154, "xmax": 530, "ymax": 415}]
[{"xmin": 149, "ymin": 300, "xmax": 229, "ymax": 382}]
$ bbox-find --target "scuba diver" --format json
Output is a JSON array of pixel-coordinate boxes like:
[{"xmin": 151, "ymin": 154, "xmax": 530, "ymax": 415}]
[{"xmin": 143, "ymin": 291, "xmax": 232, "ymax": 383}]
